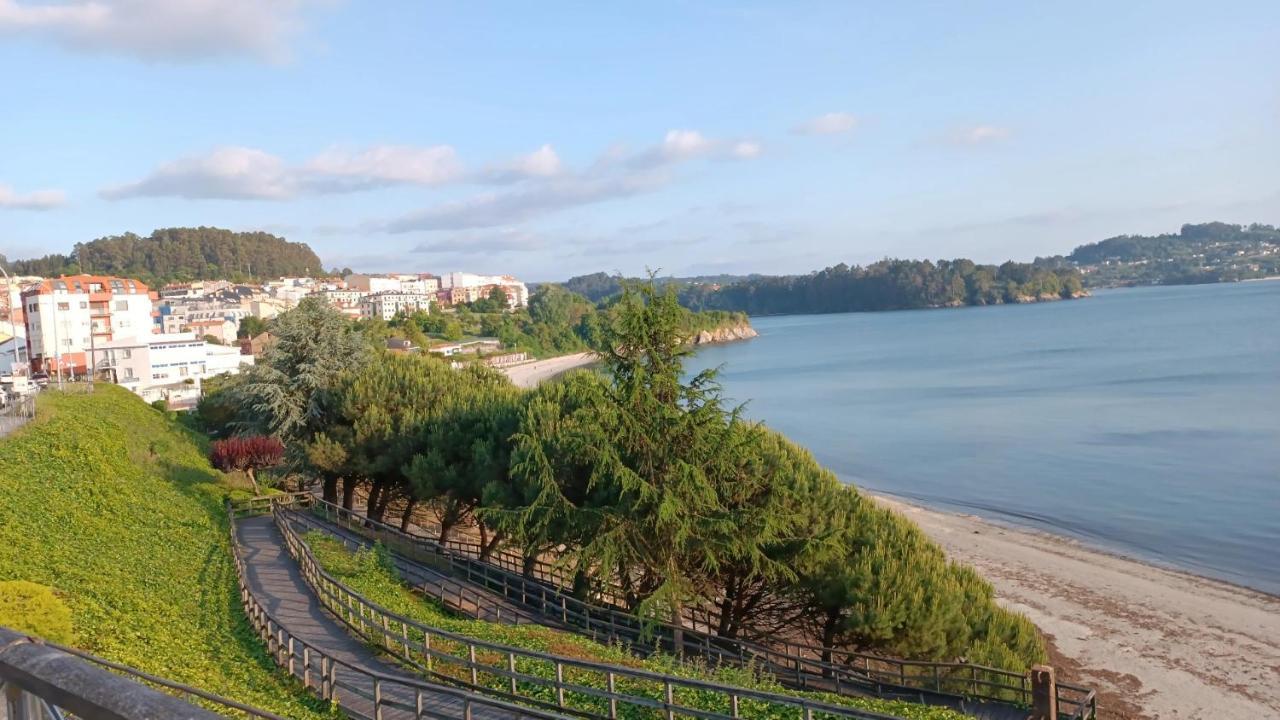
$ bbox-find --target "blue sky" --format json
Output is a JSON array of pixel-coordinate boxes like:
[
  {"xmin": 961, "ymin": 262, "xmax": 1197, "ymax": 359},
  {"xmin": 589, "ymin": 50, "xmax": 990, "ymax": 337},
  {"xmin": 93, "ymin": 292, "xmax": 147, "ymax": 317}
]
[{"xmin": 1, "ymin": 1, "xmax": 1276, "ymax": 280}]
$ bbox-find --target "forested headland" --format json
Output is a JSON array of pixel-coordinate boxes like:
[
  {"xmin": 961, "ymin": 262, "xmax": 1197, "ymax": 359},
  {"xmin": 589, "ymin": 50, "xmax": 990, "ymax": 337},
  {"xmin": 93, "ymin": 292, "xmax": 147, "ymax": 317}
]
[
  {"xmin": 196, "ymin": 283, "xmax": 1047, "ymax": 675},
  {"xmin": 563, "ymin": 259, "xmax": 1085, "ymax": 317},
  {"xmin": 3, "ymin": 226, "xmax": 325, "ymax": 284}
]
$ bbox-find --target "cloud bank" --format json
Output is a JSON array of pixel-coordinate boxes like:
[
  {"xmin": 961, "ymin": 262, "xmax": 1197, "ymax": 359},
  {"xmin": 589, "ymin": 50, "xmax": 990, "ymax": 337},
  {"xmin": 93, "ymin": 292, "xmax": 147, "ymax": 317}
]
[
  {"xmin": 0, "ymin": 183, "xmax": 65, "ymax": 210},
  {"xmin": 0, "ymin": 0, "xmax": 325, "ymax": 63}
]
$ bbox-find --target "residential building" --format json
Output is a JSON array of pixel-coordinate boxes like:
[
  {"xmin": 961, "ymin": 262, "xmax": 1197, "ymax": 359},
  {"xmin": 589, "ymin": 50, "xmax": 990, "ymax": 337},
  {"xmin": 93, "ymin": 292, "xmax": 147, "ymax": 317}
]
[
  {"xmin": 187, "ymin": 318, "xmax": 239, "ymax": 344},
  {"xmin": 441, "ymin": 272, "xmax": 529, "ymax": 307},
  {"xmin": 344, "ymin": 273, "xmax": 441, "ymax": 295},
  {"xmin": 21, "ymin": 275, "xmax": 155, "ymax": 376},
  {"xmin": 97, "ymin": 332, "xmax": 253, "ymax": 410},
  {"xmin": 359, "ymin": 291, "xmax": 433, "ymax": 321},
  {"xmin": 0, "ymin": 328, "xmax": 28, "ymax": 375}
]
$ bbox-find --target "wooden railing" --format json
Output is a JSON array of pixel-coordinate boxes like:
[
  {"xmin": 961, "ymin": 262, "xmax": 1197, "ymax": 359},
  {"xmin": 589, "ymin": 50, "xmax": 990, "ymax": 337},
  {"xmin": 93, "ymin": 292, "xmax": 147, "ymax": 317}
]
[
  {"xmin": 297, "ymin": 494, "xmax": 1098, "ymax": 720},
  {"xmin": 226, "ymin": 499, "xmax": 574, "ymax": 720},
  {"xmin": 261, "ymin": 499, "xmax": 912, "ymax": 720}
]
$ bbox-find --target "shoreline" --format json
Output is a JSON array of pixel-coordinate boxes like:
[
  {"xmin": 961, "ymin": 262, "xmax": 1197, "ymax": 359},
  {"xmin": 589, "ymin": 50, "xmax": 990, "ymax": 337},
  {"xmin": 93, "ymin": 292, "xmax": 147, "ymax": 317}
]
[
  {"xmin": 870, "ymin": 492, "xmax": 1280, "ymax": 720},
  {"xmin": 500, "ymin": 351, "xmax": 598, "ymax": 388}
]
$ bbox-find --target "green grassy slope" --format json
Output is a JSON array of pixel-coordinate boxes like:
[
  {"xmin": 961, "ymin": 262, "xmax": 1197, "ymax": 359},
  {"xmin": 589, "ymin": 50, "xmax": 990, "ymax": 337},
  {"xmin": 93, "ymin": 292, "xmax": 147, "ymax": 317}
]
[
  {"xmin": 0, "ymin": 386, "xmax": 334, "ymax": 718},
  {"xmin": 306, "ymin": 532, "xmax": 970, "ymax": 720}
]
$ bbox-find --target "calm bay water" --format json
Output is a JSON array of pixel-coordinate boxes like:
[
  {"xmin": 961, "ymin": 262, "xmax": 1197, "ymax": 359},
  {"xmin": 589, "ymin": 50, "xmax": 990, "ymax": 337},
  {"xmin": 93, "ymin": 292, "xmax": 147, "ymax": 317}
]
[{"xmin": 686, "ymin": 281, "xmax": 1280, "ymax": 595}]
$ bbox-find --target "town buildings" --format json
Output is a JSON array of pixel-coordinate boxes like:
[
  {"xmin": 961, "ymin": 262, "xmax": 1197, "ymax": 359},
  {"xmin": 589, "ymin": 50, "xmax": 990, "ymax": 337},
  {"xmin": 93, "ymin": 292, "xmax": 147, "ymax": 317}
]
[
  {"xmin": 97, "ymin": 332, "xmax": 253, "ymax": 409},
  {"xmin": 20, "ymin": 275, "xmax": 156, "ymax": 376},
  {"xmin": 359, "ymin": 290, "xmax": 433, "ymax": 321},
  {"xmin": 440, "ymin": 272, "xmax": 529, "ymax": 307}
]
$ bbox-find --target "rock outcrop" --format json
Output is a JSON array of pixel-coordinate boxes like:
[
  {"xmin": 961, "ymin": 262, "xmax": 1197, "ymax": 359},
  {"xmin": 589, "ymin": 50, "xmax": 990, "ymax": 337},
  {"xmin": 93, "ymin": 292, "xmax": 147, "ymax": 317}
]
[{"xmin": 690, "ymin": 324, "xmax": 759, "ymax": 345}]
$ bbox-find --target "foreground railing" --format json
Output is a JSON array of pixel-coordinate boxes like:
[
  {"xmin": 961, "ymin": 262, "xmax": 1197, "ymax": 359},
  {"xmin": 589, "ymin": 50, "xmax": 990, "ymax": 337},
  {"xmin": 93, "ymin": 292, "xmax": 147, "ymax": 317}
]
[
  {"xmin": 0, "ymin": 626, "xmax": 285, "ymax": 719},
  {"xmin": 261, "ymin": 500, "xmax": 911, "ymax": 720},
  {"xmin": 303, "ymin": 493, "xmax": 1097, "ymax": 720},
  {"xmin": 225, "ymin": 499, "xmax": 572, "ymax": 720}
]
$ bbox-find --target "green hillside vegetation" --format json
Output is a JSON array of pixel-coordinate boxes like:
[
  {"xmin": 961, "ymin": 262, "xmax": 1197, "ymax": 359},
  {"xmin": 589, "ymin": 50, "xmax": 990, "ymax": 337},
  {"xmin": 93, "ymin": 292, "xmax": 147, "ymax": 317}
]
[
  {"xmin": 0, "ymin": 386, "xmax": 334, "ymax": 718},
  {"xmin": 0, "ymin": 580, "xmax": 75, "ymax": 643},
  {"xmin": 214, "ymin": 284, "xmax": 1045, "ymax": 691},
  {"xmin": 1057, "ymin": 221, "xmax": 1280, "ymax": 286},
  {"xmin": 359, "ymin": 283, "xmax": 750, "ymax": 360},
  {"xmin": 3, "ymin": 226, "xmax": 324, "ymax": 284},
  {"xmin": 304, "ymin": 531, "xmax": 970, "ymax": 720}
]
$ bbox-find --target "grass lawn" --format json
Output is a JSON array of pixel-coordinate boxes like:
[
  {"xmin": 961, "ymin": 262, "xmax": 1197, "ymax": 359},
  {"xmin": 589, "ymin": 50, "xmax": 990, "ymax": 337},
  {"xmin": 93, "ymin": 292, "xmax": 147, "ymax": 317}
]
[{"xmin": 0, "ymin": 386, "xmax": 335, "ymax": 718}]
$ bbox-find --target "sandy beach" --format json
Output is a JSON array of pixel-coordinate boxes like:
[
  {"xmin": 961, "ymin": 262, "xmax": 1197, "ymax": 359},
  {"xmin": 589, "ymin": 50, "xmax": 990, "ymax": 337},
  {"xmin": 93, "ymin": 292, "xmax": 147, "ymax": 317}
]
[
  {"xmin": 500, "ymin": 352, "xmax": 597, "ymax": 388},
  {"xmin": 874, "ymin": 495, "xmax": 1280, "ymax": 720}
]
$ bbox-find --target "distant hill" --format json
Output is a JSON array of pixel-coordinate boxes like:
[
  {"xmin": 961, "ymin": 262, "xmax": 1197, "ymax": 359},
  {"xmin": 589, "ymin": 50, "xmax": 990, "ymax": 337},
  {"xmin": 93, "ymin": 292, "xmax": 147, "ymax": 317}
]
[
  {"xmin": 563, "ymin": 260, "xmax": 1084, "ymax": 316},
  {"xmin": 1059, "ymin": 222, "xmax": 1280, "ymax": 286},
  {"xmin": 4, "ymin": 227, "xmax": 324, "ymax": 285}
]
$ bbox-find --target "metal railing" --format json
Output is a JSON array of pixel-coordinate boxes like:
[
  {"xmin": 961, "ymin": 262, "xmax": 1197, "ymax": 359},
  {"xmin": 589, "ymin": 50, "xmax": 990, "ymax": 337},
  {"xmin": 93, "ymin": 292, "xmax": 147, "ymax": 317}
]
[
  {"xmin": 0, "ymin": 394, "xmax": 35, "ymax": 439},
  {"xmin": 255, "ymin": 499, "xmax": 910, "ymax": 720},
  {"xmin": 226, "ymin": 500, "xmax": 573, "ymax": 720},
  {"xmin": 0, "ymin": 626, "xmax": 285, "ymax": 719},
  {"xmin": 303, "ymin": 493, "xmax": 1097, "ymax": 720}
]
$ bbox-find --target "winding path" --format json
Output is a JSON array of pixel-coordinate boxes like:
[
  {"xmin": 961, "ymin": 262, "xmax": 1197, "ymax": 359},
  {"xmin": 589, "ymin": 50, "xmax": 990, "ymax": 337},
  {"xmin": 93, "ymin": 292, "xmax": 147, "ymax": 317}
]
[{"xmin": 234, "ymin": 514, "xmax": 548, "ymax": 720}]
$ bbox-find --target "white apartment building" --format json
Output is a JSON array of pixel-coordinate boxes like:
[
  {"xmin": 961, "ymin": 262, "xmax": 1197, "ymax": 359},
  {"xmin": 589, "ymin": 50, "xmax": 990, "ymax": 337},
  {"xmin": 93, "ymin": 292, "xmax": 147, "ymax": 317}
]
[
  {"xmin": 359, "ymin": 291, "xmax": 433, "ymax": 321},
  {"xmin": 344, "ymin": 273, "xmax": 441, "ymax": 295},
  {"xmin": 21, "ymin": 275, "xmax": 154, "ymax": 376},
  {"xmin": 98, "ymin": 332, "xmax": 253, "ymax": 409},
  {"xmin": 441, "ymin": 272, "xmax": 529, "ymax": 307}
]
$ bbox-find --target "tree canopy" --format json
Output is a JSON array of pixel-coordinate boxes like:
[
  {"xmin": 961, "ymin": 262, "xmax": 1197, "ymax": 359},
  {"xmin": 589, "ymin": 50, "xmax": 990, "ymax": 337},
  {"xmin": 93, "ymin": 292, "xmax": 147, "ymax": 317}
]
[{"xmin": 7, "ymin": 227, "xmax": 323, "ymax": 284}]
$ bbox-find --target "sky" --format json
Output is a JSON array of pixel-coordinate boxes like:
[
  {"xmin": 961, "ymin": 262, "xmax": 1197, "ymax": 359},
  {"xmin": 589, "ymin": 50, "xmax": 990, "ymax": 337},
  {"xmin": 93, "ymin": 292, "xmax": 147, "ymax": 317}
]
[{"xmin": 1, "ymin": 1, "xmax": 1277, "ymax": 281}]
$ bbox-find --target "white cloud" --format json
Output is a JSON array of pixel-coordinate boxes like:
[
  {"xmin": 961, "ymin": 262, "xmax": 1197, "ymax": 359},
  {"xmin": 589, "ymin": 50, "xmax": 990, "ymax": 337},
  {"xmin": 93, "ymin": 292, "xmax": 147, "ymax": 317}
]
[
  {"xmin": 793, "ymin": 112, "xmax": 859, "ymax": 136},
  {"xmin": 303, "ymin": 145, "xmax": 462, "ymax": 190},
  {"xmin": 661, "ymin": 129, "xmax": 713, "ymax": 159},
  {"xmin": 478, "ymin": 144, "xmax": 563, "ymax": 183},
  {"xmin": 0, "ymin": 183, "xmax": 65, "ymax": 210},
  {"xmin": 0, "ymin": 0, "xmax": 326, "ymax": 63},
  {"xmin": 950, "ymin": 125, "xmax": 1011, "ymax": 145},
  {"xmin": 386, "ymin": 129, "xmax": 757, "ymax": 233},
  {"xmin": 101, "ymin": 146, "xmax": 294, "ymax": 200},
  {"xmin": 414, "ymin": 228, "xmax": 545, "ymax": 255},
  {"xmin": 103, "ymin": 143, "xmax": 462, "ymax": 200}
]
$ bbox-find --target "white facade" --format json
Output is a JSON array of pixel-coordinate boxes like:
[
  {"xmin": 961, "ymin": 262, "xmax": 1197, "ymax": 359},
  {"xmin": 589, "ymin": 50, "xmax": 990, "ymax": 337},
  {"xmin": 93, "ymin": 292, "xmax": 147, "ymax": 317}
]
[
  {"xmin": 0, "ymin": 330, "xmax": 28, "ymax": 375},
  {"xmin": 98, "ymin": 332, "xmax": 253, "ymax": 408},
  {"xmin": 21, "ymin": 276, "xmax": 154, "ymax": 375},
  {"xmin": 359, "ymin": 291, "xmax": 433, "ymax": 321},
  {"xmin": 441, "ymin": 272, "xmax": 529, "ymax": 307},
  {"xmin": 345, "ymin": 273, "xmax": 441, "ymax": 295}
]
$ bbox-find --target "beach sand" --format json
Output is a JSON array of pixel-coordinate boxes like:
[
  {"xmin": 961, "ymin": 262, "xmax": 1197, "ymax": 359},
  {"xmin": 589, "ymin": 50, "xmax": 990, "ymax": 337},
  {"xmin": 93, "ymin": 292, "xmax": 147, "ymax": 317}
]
[
  {"xmin": 500, "ymin": 352, "xmax": 597, "ymax": 388},
  {"xmin": 874, "ymin": 495, "xmax": 1280, "ymax": 719}
]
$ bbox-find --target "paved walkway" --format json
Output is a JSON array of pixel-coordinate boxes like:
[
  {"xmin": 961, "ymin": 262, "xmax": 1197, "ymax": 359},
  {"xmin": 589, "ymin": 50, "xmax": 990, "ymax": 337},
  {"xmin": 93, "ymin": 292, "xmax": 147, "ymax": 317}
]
[{"xmin": 235, "ymin": 515, "xmax": 544, "ymax": 720}]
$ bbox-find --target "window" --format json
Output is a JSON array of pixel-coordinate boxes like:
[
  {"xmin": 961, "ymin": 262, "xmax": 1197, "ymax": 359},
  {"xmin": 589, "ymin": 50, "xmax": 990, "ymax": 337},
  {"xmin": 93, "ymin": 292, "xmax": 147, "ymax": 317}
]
[
  {"xmin": 121, "ymin": 348, "xmax": 132, "ymax": 360},
  {"xmin": 123, "ymin": 367, "xmax": 135, "ymax": 379},
  {"xmin": 79, "ymin": 301, "xmax": 88, "ymax": 309},
  {"xmin": 89, "ymin": 283, "xmax": 105, "ymax": 293},
  {"xmin": 179, "ymin": 366, "xmax": 189, "ymax": 377},
  {"xmin": 57, "ymin": 302, "xmax": 70, "ymax": 311},
  {"xmin": 115, "ymin": 300, "xmax": 128, "ymax": 311}
]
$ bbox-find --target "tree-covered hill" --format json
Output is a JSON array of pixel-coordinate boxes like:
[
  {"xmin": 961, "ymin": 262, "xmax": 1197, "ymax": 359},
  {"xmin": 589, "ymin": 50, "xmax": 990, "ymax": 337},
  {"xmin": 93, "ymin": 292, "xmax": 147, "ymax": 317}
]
[
  {"xmin": 678, "ymin": 259, "xmax": 1085, "ymax": 315},
  {"xmin": 5, "ymin": 227, "xmax": 324, "ymax": 284},
  {"xmin": 1059, "ymin": 222, "xmax": 1280, "ymax": 286}
]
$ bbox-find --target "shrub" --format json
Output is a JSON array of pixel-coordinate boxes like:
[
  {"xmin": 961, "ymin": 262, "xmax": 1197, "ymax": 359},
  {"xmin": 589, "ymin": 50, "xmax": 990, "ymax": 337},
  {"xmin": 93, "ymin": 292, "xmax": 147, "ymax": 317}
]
[
  {"xmin": 210, "ymin": 435, "xmax": 284, "ymax": 493},
  {"xmin": 0, "ymin": 580, "xmax": 74, "ymax": 644}
]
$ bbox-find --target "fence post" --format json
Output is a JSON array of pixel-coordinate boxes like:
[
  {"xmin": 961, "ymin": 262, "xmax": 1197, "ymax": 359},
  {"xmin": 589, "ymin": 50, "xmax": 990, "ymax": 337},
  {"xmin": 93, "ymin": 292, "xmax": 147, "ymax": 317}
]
[
  {"xmin": 373, "ymin": 678, "xmax": 383, "ymax": 720},
  {"xmin": 555, "ymin": 662, "xmax": 565, "ymax": 707},
  {"xmin": 607, "ymin": 671, "xmax": 618, "ymax": 719},
  {"xmin": 469, "ymin": 645, "xmax": 478, "ymax": 687},
  {"xmin": 508, "ymin": 653, "xmax": 517, "ymax": 696},
  {"xmin": 1030, "ymin": 665, "xmax": 1058, "ymax": 720}
]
